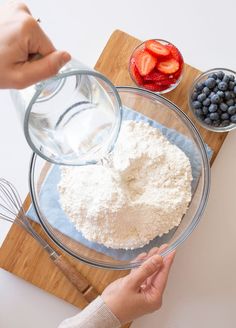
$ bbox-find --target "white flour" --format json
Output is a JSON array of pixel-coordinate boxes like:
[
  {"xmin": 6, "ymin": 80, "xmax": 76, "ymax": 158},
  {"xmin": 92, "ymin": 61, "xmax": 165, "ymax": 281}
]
[{"xmin": 58, "ymin": 120, "xmax": 192, "ymax": 249}]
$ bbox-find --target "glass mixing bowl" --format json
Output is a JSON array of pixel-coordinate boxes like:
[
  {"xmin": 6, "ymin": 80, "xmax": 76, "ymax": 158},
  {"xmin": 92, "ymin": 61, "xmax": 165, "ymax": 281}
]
[{"xmin": 29, "ymin": 86, "xmax": 210, "ymax": 270}]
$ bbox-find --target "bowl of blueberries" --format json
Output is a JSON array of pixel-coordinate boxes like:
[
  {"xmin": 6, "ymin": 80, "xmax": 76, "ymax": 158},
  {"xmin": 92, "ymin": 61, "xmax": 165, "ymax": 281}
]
[{"xmin": 189, "ymin": 68, "xmax": 236, "ymax": 132}]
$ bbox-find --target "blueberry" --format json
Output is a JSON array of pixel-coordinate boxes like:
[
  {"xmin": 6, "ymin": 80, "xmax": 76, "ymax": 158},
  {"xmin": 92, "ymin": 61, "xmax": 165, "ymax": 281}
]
[
  {"xmin": 195, "ymin": 109, "xmax": 203, "ymax": 117},
  {"xmin": 203, "ymin": 98, "xmax": 211, "ymax": 106},
  {"xmin": 224, "ymin": 91, "xmax": 232, "ymax": 100},
  {"xmin": 228, "ymin": 81, "xmax": 235, "ymax": 90},
  {"xmin": 221, "ymin": 120, "xmax": 230, "ymax": 127},
  {"xmin": 230, "ymin": 114, "xmax": 236, "ymax": 123},
  {"xmin": 209, "ymin": 92, "xmax": 215, "ymax": 99},
  {"xmin": 223, "ymin": 75, "xmax": 230, "ymax": 83},
  {"xmin": 211, "ymin": 94, "xmax": 220, "ymax": 104},
  {"xmin": 209, "ymin": 112, "xmax": 219, "ymax": 120},
  {"xmin": 202, "ymin": 87, "xmax": 210, "ymax": 95},
  {"xmin": 213, "ymin": 86, "xmax": 219, "ymax": 92},
  {"xmin": 216, "ymin": 71, "xmax": 224, "ymax": 80},
  {"xmin": 228, "ymin": 105, "xmax": 236, "ymax": 115},
  {"xmin": 218, "ymin": 82, "xmax": 228, "ymax": 91},
  {"xmin": 208, "ymin": 73, "xmax": 217, "ymax": 79},
  {"xmin": 197, "ymin": 93, "xmax": 207, "ymax": 102},
  {"xmin": 196, "ymin": 82, "xmax": 205, "ymax": 91},
  {"xmin": 226, "ymin": 99, "xmax": 235, "ymax": 106},
  {"xmin": 217, "ymin": 90, "xmax": 224, "ymax": 98},
  {"xmin": 209, "ymin": 104, "xmax": 218, "ymax": 112},
  {"xmin": 213, "ymin": 120, "xmax": 221, "ymax": 127},
  {"xmin": 204, "ymin": 117, "xmax": 212, "ymax": 125},
  {"xmin": 205, "ymin": 78, "xmax": 216, "ymax": 89},
  {"xmin": 221, "ymin": 113, "xmax": 229, "ymax": 120},
  {"xmin": 191, "ymin": 92, "xmax": 198, "ymax": 100},
  {"xmin": 192, "ymin": 101, "xmax": 202, "ymax": 109},
  {"xmin": 219, "ymin": 103, "xmax": 228, "ymax": 112},
  {"xmin": 230, "ymin": 91, "xmax": 236, "ymax": 99},
  {"xmin": 202, "ymin": 106, "xmax": 209, "ymax": 114}
]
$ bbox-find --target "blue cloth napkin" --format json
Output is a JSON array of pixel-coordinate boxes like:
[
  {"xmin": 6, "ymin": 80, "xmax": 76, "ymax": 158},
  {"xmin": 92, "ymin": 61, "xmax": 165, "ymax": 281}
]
[{"xmin": 27, "ymin": 107, "xmax": 212, "ymax": 261}]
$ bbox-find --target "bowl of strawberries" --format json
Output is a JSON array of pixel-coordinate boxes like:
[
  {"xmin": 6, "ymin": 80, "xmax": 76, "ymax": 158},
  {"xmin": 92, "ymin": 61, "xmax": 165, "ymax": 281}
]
[{"xmin": 129, "ymin": 39, "xmax": 184, "ymax": 94}]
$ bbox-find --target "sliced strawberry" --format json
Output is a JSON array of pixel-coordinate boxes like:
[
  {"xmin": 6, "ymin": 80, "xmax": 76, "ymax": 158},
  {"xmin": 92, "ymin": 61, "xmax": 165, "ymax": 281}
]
[
  {"xmin": 173, "ymin": 67, "xmax": 183, "ymax": 80},
  {"xmin": 143, "ymin": 83, "xmax": 160, "ymax": 91},
  {"xmin": 157, "ymin": 58, "xmax": 180, "ymax": 74},
  {"xmin": 129, "ymin": 58, "xmax": 144, "ymax": 85},
  {"xmin": 145, "ymin": 40, "xmax": 170, "ymax": 58},
  {"xmin": 174, "ymin": 59, "xmax": 184, "ymax": 78},
  {"xmin": 156, "ymin": 78, "xmax": 176, "ymax": 86},
  {"xmin": 166, "ymin": 44, "xmax": 179, "ymax": 60},
  {"xmin": 144, "ymin": 83, "xmax": 170, "ymax": 92},
  {"xmin": 135, "ymin": 50, "xmax": 157, "ymax": 76},
  {"xmin": 144, "ymin": 69, "xmax": 177, "ymax": 83},
  {"xmin": 144, "ymin": 70, "xmax": 168, "ymax": 82},
  {"xmin": 166, "ymin": 44, "xmax": 182, "ymax": 62},
  {"xmin": 133, "ymin": 43, "xmax": 145, "ymax": 55}
]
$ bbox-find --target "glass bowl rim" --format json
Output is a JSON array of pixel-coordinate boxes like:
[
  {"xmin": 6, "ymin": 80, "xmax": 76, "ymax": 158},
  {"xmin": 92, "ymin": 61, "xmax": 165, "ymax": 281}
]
[
  {"xmin": 29, "ymin": 86, "xmax": 210, "ymax": 270},
  {"xmin": 188, "ymin": 67, "xmax": 236, "ymax": 133}
]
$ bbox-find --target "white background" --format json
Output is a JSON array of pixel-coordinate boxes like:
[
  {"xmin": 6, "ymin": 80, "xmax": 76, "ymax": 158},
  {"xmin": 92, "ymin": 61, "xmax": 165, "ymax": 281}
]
[{"xmin": 0, "ymin": 0, "xmax": 236, "ymax": 327}]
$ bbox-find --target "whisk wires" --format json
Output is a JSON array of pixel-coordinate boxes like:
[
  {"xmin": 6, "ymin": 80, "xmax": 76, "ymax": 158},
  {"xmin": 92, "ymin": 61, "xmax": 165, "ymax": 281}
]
[{"xmin": 0, "ymin": 178, "xmax": 37, "ymax": 237}]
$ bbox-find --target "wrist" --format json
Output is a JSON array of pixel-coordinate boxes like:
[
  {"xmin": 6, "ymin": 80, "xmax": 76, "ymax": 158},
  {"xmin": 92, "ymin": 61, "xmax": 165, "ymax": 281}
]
[
  {"xmin": 59, "ymin": 296, "xmax": 121, "ymax": 328},
  {"xmin": 102, "ymin": 295, "xmax": 129, "ymax": 325}
]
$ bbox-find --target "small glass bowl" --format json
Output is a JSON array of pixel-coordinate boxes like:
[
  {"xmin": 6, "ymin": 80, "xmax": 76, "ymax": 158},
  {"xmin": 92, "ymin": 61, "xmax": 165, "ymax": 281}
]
[
  {"xmin": 129, "ymin": 39, "xmax": 184, "ymax": 94},
  {"xmin": 188, "ymin": 68, "xmax": 236, "ymax": 132}
]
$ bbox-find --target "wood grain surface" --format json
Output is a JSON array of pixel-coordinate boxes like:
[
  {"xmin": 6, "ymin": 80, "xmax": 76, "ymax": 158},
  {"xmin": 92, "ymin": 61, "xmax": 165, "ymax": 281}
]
[{"xmin": 0, "ymin": 30, "xmax": 228, "ymax": 328}]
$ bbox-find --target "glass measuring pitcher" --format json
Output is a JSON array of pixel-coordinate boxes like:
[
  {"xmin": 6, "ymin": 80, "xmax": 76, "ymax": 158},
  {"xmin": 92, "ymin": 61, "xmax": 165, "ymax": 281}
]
[{"xmin": 10, "ymin": 59, "xmax": 122, "ymax": 165}]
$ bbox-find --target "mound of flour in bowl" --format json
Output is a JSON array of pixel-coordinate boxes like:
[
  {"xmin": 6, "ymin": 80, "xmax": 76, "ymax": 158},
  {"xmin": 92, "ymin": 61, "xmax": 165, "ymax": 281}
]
[{"xmin": 58, "ymin": 120, "xmax": 192, "ymax": 250}]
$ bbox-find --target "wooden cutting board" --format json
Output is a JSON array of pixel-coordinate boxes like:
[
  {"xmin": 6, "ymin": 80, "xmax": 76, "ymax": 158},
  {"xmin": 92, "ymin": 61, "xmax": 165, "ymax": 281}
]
[{"xmin": 0, "ymin": 30, "xmax": 228, "ymax": 327}]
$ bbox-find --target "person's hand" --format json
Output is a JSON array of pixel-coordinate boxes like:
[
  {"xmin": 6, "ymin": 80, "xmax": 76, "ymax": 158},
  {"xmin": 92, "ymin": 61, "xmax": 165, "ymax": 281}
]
[
  {"xmin": 0, "ymin": 1, "xmax": 71, "ymax": 89},
  {"xmin": 102, "ymin": 245, "xmax": 175, "ymax": 324}
]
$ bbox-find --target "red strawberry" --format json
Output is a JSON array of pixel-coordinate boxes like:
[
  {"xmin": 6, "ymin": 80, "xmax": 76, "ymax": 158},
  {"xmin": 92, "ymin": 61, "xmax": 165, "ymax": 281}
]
[
  {"xmin": 173, "ymin": 59, "xmax": 184, "ymax": 79},
  {"xmin": 144, "ymin": 83, "xmax": 170, "ymax": 92},
  {"xmin": 156, "ymin": 79, "xmax": 176, "ymax": 86},
  {"xmin": 143, "ymin": 83, "xmax": 159, "ymax": 91},
  {"xmin": 135, "ymin": 50, "xmax": 157, "ymax": 76},
  {"xmin": 145, "ymin": 40, "xmax": 170, "ymax": 58},
  {"xmin": 129, "ymin": 58, "xmax": 144, "ymax": 85},
  {"xmin": 133, "ymin": 43, "xmax": 145, "ymax": 56},
  {"xmin": 157, "ymin": 58, "xmax": 180, "ymax": 74},
  {"xmin": 166, "ymin": 44, "xmax": 182, "ymax": 62},
  {"xmin": 144, "ymin": 68, "xmax": 177, "ymax": 88},
  {"xmin": 173, "ymin": 67, "xmax": 183, "ymax": 80},
  {"xmin": 144, "ymin": 70, "xmax": 168, "ymax": 82}
]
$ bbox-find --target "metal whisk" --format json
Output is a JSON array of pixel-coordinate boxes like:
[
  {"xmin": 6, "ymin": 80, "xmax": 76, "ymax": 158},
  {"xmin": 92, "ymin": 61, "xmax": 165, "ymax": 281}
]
[
  {"xmin": 0, "ymin": 178, "xmax": 98, "ymax": 304},
  {"xmin": 0, "ymin": 178, "xmax": 56, "ymax": 252}
]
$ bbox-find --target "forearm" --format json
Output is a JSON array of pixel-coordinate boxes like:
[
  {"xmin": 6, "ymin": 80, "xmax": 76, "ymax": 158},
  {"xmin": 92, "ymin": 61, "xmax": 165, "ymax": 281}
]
[{"xmin": 58, "ymin": 296, "xmax": 121, "ymax": 328}]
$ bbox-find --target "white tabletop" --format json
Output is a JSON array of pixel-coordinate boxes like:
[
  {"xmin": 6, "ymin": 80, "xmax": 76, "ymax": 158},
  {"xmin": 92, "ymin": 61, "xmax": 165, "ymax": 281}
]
[{"xmin": 0, "ymin": 0, "xmax": 236, "ymax": 327}]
